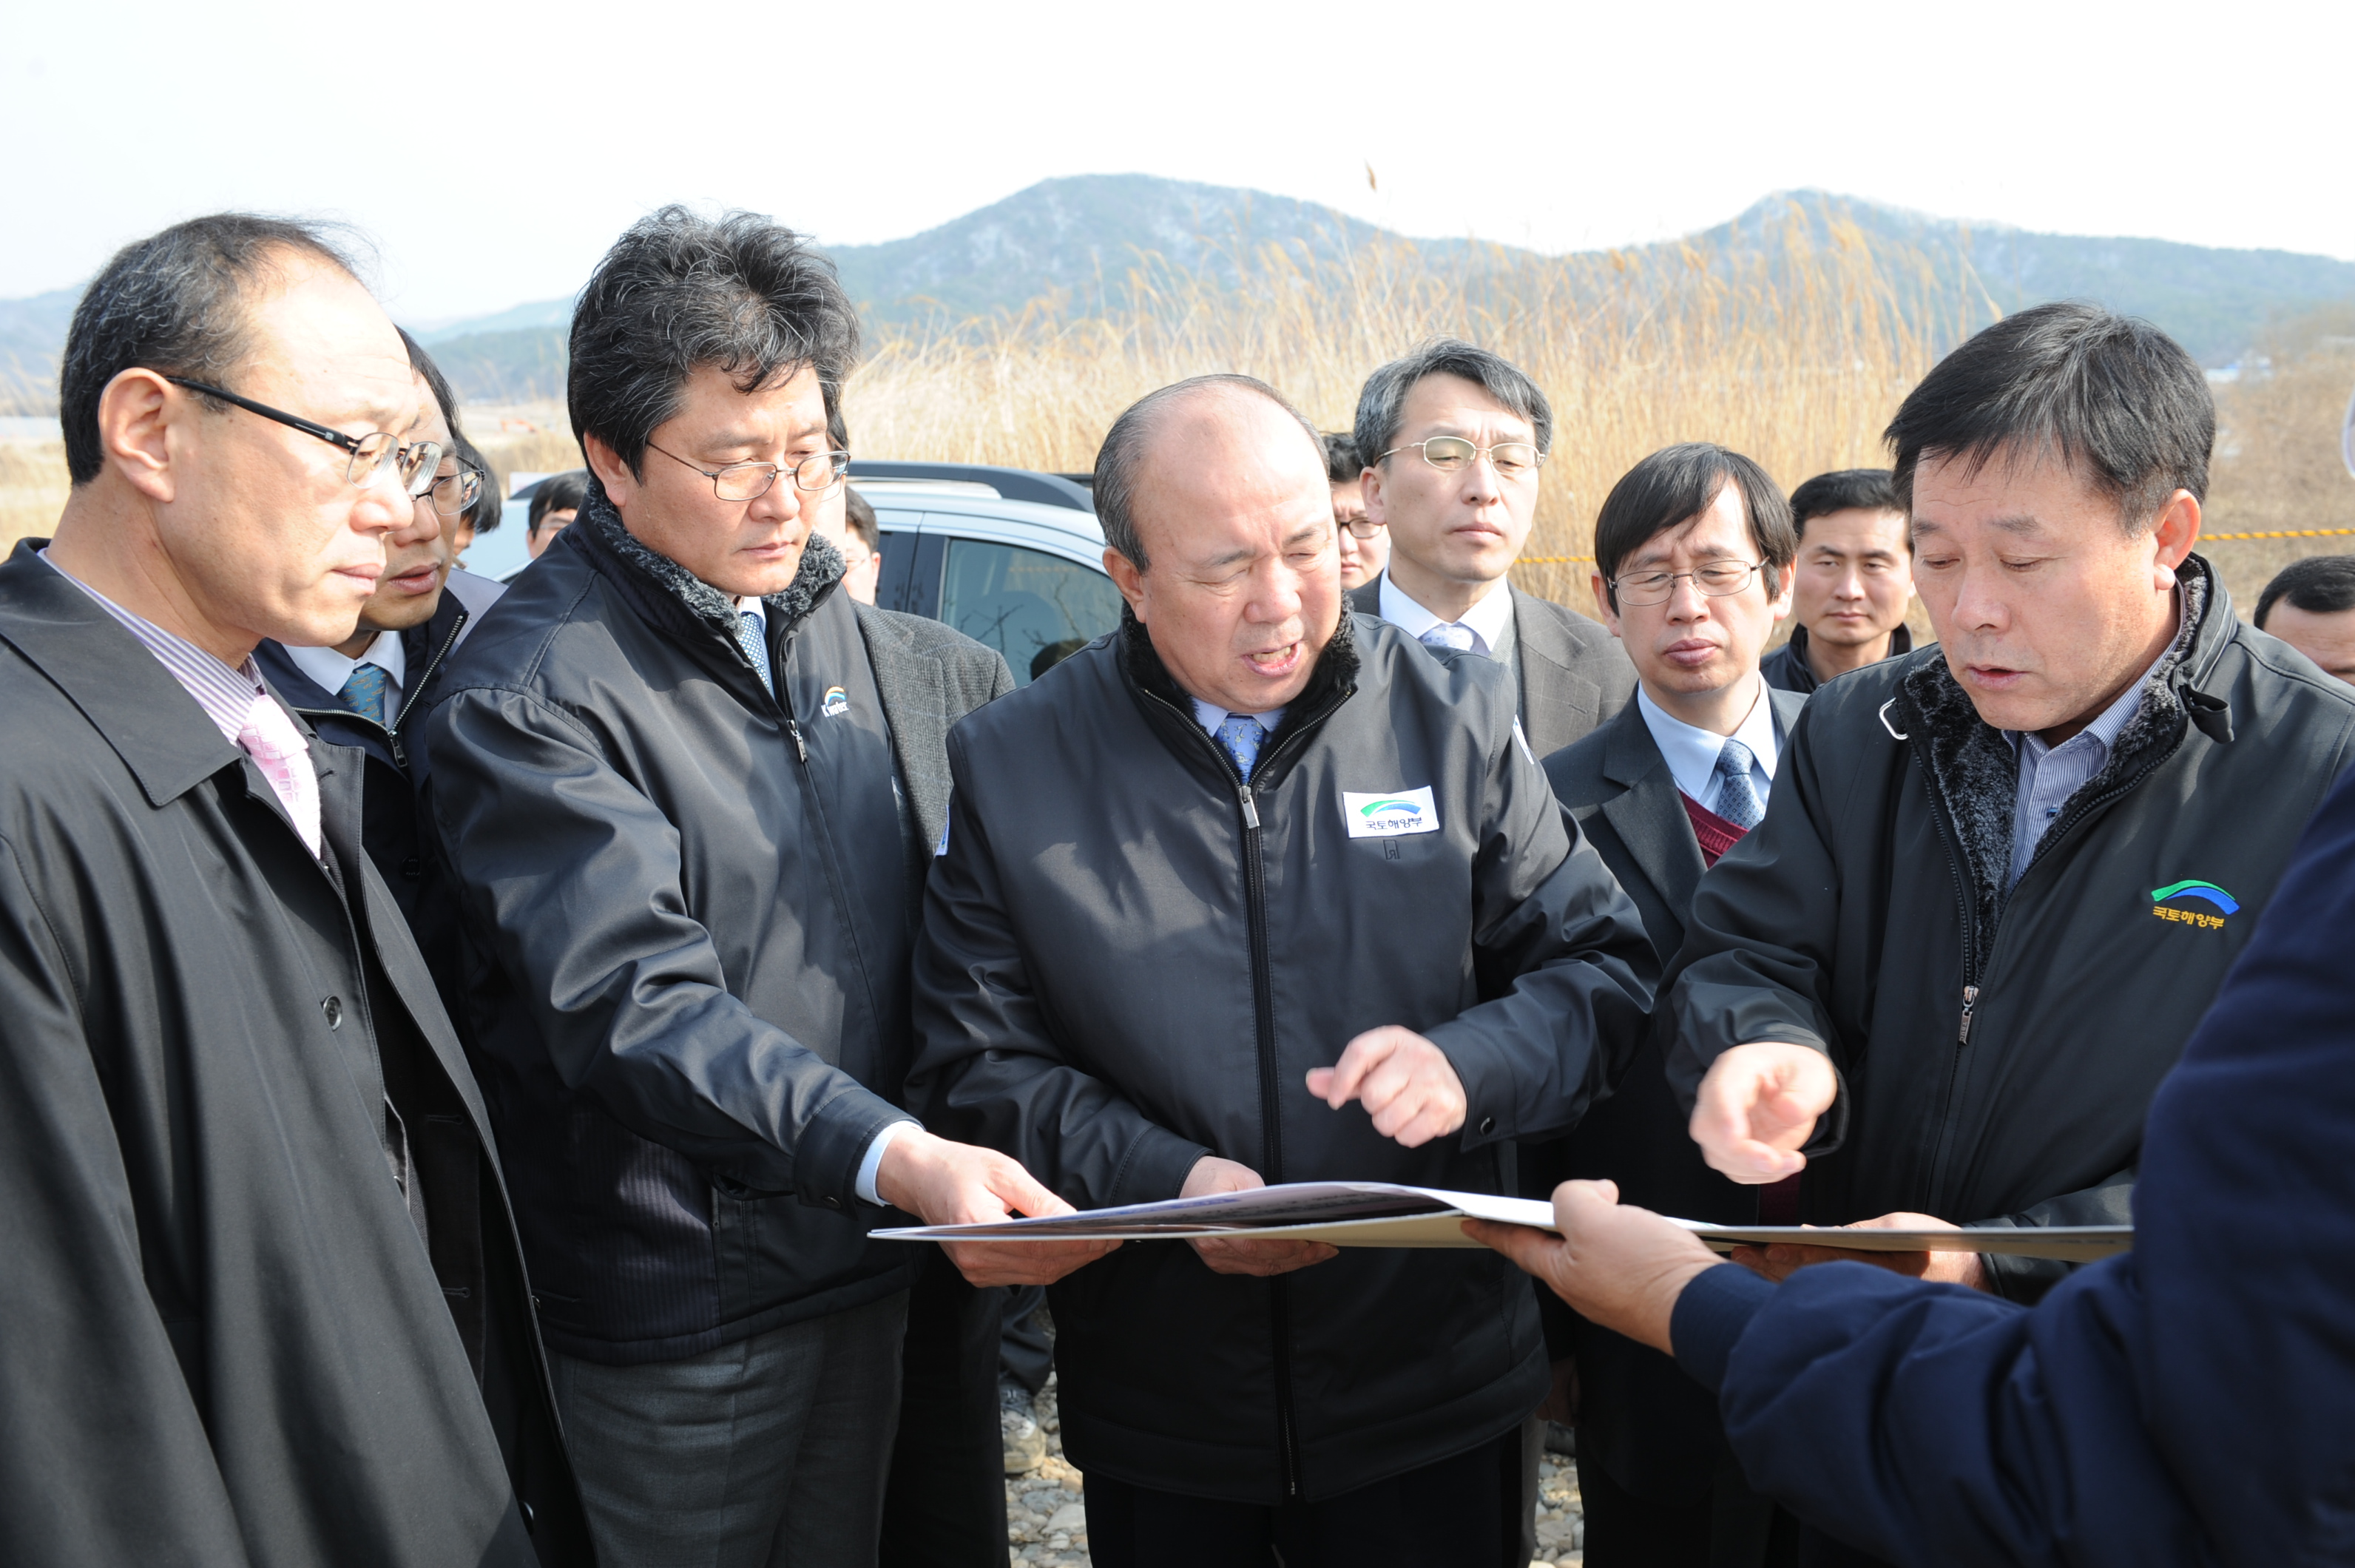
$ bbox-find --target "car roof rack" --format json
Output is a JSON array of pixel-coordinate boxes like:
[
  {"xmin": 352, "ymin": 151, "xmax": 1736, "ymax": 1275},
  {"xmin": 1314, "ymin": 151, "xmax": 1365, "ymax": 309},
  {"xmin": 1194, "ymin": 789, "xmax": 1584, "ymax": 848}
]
[{"xmin": 848, "ymin": 460, "xmax": 1094, "ymax": 513}]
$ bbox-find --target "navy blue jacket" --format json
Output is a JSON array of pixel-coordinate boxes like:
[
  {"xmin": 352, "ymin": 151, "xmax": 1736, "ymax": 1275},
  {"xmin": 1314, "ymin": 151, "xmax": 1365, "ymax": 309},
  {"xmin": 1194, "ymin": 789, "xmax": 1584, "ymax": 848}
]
[{"xmin": 1669, "ymin": 759, "xmax": 2355, "ymax": 1566}]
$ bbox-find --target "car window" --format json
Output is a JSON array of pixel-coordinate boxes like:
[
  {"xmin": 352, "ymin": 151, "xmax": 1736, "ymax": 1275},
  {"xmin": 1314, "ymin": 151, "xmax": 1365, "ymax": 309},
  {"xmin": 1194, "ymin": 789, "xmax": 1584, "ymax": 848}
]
[{"xmin": 939, "ymin": 538, "xmax": 1122, "ymax": 685}]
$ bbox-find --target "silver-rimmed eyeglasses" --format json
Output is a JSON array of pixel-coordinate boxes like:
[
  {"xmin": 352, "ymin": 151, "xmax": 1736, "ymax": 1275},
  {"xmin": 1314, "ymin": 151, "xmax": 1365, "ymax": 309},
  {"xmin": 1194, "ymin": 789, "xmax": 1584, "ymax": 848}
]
[
  {"xmin": 646, "ymin": 440, "xmax": 851, "ymax": 501},
  {"xmin": 1377, "ymin": 435, "xmax": 1544, "ymax": 479},
  {"xmin": 1612, "ymin": 560, "xmax": 1767, "ymax": 606}
]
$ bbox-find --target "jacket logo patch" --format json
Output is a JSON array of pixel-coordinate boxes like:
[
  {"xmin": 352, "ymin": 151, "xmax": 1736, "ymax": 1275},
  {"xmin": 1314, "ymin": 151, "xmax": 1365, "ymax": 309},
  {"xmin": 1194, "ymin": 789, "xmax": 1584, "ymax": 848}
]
[
  {"xmin": 2152, "ymin": 879, "xmax": 2237, "ymax": 931},
  {"xmin": 821, "ymin": 685, "xmax": 850, "ymax": 717},
  {"xmin": 1342, "ymin": 787, "xmax": 1439, "ymax": 839}
]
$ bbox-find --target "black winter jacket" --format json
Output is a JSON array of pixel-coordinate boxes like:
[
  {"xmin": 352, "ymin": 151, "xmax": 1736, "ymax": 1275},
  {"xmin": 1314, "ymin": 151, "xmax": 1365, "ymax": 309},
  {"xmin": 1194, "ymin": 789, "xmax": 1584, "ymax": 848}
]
[
  {"xmin": 1663, "ymin": 559, "xmax": 2355, "ymax": 1300},
  {"xmin": 422, "ymin": 496, "xmax": 1010, "ymax": 1364},
  {"xmin": 908, "ymin": 610, "xmax": 1657, "ymax": 1503}
]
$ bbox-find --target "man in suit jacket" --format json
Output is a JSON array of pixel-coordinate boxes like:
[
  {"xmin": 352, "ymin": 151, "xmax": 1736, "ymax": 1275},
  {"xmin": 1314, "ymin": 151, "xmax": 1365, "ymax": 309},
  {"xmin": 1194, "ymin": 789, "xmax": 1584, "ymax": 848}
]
[
  {"xmin": 1347, "ymin": 338, "xmax": 1636, "ymax": 757},
  {"xmin": 1538, "ymin": 443, "xmax": 1800, "ymax": 1568}
]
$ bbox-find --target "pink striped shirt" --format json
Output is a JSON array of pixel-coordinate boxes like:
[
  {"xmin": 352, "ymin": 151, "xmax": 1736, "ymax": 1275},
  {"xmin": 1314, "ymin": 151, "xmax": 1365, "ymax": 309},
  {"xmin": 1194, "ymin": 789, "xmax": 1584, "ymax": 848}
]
[{"xmin": 40, "ymin": 550, "xmax": 269, "ymax": 745}]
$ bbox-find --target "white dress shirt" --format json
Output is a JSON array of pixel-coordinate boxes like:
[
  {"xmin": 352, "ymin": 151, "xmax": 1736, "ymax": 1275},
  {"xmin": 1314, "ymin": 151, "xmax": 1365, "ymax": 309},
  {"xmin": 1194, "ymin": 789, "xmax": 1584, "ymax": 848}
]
[
  {"xmin": 1377, "ymin": 572, "xmax": 1516, "ymax": 661},
  {"xmin": 1635, "ymin": 681, "xmax": 1780, "ymax": 819},
  {"xmin": 283, "ymin": 626, "xmax": 408, "ymax": 710}
]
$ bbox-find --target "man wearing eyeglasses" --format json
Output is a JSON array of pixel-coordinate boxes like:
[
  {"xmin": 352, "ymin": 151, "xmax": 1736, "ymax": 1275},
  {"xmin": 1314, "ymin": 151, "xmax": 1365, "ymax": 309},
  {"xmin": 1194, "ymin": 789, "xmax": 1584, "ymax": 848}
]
[
  {"xmin": 1534, "ymin": 444, "xmax": 1801, "ymax": 1567},
  {"xmin": 255, "ymin": 331, "xmax": 504, "ymax": 1021},
  {"xmin": 422, "ymin": 207, "xmax": 1104, "ymax": 1568},
  {"xmin": 1348, "ymin": 339, "xmax": 1635, "ymax": 760},
  {"xmin": 0, "ymin": 215, "xmax": 592, "ymax": 1564}
]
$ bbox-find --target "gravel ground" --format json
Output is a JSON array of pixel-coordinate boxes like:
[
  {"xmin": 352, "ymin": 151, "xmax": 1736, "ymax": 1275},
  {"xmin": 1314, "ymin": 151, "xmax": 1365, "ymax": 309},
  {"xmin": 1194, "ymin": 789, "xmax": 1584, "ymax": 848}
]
[{"xmin": 1004, "ymin": 1379, "xmax": 1587, "ymax": 1567}]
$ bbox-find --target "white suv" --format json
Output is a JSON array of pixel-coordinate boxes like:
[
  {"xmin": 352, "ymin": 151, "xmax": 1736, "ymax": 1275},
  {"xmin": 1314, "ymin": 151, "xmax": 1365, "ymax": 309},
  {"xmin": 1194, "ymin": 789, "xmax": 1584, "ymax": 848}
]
[{"xmin": 854, "ymin": 462, "xmax": 1121, "ymax": 686}]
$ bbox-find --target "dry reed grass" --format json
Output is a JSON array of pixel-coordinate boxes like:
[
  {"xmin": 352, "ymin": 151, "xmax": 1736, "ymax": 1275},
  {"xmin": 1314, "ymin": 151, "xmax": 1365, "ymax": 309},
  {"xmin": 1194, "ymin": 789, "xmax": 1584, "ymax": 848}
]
[
  {"xmin": 845, "ymin": 212, "xmax": 1986, "ymax": 616},
  {"xmin": 5, "ymin": 227, "xmax": 2349, "ymax": 619}
]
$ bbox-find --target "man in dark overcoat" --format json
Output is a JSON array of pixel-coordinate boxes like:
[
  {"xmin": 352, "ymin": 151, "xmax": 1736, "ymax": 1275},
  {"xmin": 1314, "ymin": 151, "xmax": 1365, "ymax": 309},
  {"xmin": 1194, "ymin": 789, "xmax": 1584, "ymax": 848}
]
[{"xmin": 0, "ymin": 216, "xmax": 591, "ymax": 1564}]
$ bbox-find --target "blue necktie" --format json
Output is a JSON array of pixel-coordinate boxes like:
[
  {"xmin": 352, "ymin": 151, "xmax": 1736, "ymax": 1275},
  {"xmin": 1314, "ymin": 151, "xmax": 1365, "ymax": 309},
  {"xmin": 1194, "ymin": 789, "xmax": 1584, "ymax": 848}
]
[
  {"xmin": 337, "ymin": 663, "xmax": 393, "ymax": 728},
  {"xmin": 1419, "ymin": 623, "xmax": 1479, "ymax": 655},
  {"xmin": 735, "ymin": 610, "xmax": 774, "ymax": 696},
  {"xmin": 1712, "ymin": 737, "xmax": 1764, "ymax": 831},
  {"xmin": 1215, "ymin": 713, "xmax": 1266, "ymax": 779}
]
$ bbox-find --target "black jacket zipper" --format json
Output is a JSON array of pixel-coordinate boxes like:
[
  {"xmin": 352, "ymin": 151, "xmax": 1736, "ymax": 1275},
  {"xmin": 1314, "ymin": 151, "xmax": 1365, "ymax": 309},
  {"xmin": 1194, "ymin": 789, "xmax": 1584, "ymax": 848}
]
[{"xmin": 1132, "ymin": 689, "xmax": 1342, "ymax": 1501}]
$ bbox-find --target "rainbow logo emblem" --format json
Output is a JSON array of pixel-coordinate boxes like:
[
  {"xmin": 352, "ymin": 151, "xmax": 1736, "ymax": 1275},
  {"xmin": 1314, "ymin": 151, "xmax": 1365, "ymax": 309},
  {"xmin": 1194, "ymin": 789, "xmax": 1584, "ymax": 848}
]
[
  {"xmin": 2151, "ymin": 879, "xmax": 2237, "ymax": 932},
  {"xmin": 1341, "ymin": 786, "xmax": 1439, "ymax": 839},
  {"xmin": 821, "ymin": 685, "xmax": 850, "ymax": 717}
]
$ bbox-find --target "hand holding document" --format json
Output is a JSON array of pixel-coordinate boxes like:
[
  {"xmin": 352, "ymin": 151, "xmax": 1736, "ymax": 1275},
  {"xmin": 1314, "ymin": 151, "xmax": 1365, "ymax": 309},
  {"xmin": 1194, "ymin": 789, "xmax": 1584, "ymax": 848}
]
[{"xmin": 873, "ymin": 1179, "xmax": 2132, "ymax": 1261}]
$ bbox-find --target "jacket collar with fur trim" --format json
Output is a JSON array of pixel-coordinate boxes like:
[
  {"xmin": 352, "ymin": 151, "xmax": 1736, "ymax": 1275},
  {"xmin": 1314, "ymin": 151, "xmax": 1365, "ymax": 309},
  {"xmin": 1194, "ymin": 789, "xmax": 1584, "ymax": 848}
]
[{"xmin": 570, "ymin": 479, "xmax": 845, "ymax": 660}]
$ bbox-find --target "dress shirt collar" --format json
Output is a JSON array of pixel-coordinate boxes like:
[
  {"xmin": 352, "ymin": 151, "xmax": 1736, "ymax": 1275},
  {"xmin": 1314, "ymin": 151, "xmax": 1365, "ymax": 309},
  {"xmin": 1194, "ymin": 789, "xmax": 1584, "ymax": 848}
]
[
  {"xmin": 2007, "ymin": 651, "xmax": 2153, "ymax": 768},
  {"xmin": 1377, "ymin": 571, "xmax": 1514, "ymax": 656},
  {"xmin": 38, "ymin": 549, "xmax": 265, "ymax": 747},
  {"xmin": 736, "ymin": 595, "xmax": 767, "ymax": 627},
  {"xmin": 281, "ymin": 626, "xmax": 407, "ymax": 706},
  {"xmin": 1636, "ymin": 680, "xmax": 1780, "ymax": 805},
  {"xmin": 1190, "ymin": 698, "xmax": 1285, "ymax": 739}
]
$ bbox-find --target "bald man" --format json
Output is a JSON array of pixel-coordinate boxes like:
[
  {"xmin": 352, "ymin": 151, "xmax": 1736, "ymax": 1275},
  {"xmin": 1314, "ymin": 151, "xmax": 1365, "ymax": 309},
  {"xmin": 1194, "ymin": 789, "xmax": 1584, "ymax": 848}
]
[{"xmin": 905, "ymin": 374, "xmax": 1655, "ymax": 1567}]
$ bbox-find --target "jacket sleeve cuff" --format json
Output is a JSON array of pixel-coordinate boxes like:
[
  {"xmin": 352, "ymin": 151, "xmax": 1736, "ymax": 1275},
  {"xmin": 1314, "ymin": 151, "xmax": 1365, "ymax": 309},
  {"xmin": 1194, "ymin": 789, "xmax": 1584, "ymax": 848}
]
[
  {"xmin": 1106, "ymin": 1122, "xmax": 1212, "ymax": 1207},
  {"xmin": 794, "ymin": 1084, "xmax": 919, "ymax": 1214},
  {"xmin": 1670, "ymin": 1262, "xmax": 1777, "ymax": 1393},
  {"xmin": 853, "ymin": 1118, "xmax": 924, "ymax": 1207}
]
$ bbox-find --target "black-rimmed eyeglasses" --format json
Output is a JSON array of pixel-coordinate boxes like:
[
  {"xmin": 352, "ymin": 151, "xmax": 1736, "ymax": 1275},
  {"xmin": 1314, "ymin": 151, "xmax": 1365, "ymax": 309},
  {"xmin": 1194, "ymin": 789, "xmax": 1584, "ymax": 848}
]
[
  {"xmin": 646, "ymin": 440, "xmax": 851, "ymax": 501},
  {"xmin": 165, "ymin": 377, "xmax": 443, "ymax": 496},
  {"xmin": 1612, "ymin": 560, "xmax": 1767, "ymax": 606},
  {"xmin": 1339, "ymin": 518, "xmax": 1384, "ymax": 540},
  {"xmin": 1377, "ymin": 435, "xmax": 1545, "ymax": 479}
]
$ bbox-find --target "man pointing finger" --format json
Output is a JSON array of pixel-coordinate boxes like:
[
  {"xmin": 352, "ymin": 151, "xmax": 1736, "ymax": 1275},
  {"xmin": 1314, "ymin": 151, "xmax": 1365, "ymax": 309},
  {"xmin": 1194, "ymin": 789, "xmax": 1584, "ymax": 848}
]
[{"xmin": 908, "ymin": 373, "xmax": 1656, "ymax": 1567}]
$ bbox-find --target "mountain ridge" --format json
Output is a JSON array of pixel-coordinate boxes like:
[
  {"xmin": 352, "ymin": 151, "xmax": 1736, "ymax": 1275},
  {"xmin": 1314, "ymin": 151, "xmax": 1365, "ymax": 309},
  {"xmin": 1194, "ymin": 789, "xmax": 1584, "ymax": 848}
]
[{"xmin": 5, "ymin": 175, "xmax": 2351, "ymax": 411}]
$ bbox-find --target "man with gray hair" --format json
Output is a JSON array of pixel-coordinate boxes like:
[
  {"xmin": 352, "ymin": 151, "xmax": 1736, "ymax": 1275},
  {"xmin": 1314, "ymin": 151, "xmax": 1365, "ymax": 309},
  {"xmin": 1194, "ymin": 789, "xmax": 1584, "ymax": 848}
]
[
  {"xmin": 1350, "ymin": 338, "xmax": 1637, "ymax": 758},
  {"xmin": 908, "ymin": 373, "xmax": 1656, "ymax": 1565}
]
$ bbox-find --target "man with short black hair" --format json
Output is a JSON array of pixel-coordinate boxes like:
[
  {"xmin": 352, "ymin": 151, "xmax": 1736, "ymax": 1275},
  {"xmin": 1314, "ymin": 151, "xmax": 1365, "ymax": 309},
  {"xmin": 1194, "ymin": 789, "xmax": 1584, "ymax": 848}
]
[
  {"xmin": 0, "ymin": 214, "xmax": 589, "ymax": 1564},
  {"xmin": 1537, "ymin": 443, "xmax": 1801, "ymax": 1564},
  {"xmin": 910, "ymin": 372, "xmax": 1656, "ymax": 1567},
  {"xmin": 525, "ymin": 467, "xmax": 588, "ymax": 558},
  {"xmin": 425, "ymin": 206, "xmax": 1096, "ymax": 1567},
  {"xmin": 1760, "ymin": 467, "xmax": 1915, "ymax": 693},
  {"xmin": 1638, "ymin": 302, "xmax": 2355, "ymax": 1563},
  {"xmin": 1349, "ymin": 339, "xmax": 1636, "ymax": 756},
  {"xmin": 2254, "ymin": 555, "xmax": 2355, "ymax": 683},
  {"xmin": 1325, "ymin": 429, "xmax": 1386, "ymax": 590}
]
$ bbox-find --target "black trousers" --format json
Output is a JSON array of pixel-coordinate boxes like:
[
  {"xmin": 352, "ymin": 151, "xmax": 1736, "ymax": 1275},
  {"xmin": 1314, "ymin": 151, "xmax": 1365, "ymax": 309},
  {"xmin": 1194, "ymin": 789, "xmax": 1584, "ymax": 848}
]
[
  {"xmin": 1577, "ymin": 1448, "xmax": 1803, "ymax": 1568},
  {"xmin": 879, "ymin": 1246, "xmax": 1008, "ymax": 1568},
  {"xmin": 1084, "ymin": 1426, "xmax": 1524, "ymax": 1568}
]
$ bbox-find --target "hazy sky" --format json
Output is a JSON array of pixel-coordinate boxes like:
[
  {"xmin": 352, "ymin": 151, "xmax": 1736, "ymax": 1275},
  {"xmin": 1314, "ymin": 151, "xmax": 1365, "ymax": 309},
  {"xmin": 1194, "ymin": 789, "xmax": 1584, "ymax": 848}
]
[{"xmin": 7, "ymin": 0, "xmax": 2347, "ymax": 320}]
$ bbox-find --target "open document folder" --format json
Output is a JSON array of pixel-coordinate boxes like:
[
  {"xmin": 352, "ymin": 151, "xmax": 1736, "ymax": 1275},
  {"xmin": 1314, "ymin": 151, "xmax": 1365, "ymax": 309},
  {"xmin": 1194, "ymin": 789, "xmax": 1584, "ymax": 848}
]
[{"xmin": 873, "ymin": 1181, "xmax": 2132, "ymax": 1262}]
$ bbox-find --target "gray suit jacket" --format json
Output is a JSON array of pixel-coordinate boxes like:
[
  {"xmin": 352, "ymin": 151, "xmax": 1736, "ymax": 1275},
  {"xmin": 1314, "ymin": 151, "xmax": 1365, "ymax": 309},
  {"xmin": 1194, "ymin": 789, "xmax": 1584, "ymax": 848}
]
[
  {"xmin": 854, "ymin": 601, "xmax": 1017, "ymax": 856},
  {"xmin": 1542, "ymin": 686, "xmax": 1808, "ymax": 964},
  {"xmin": 1348, "ymin": 578, "xmax": 1637, "ymax": 758}
]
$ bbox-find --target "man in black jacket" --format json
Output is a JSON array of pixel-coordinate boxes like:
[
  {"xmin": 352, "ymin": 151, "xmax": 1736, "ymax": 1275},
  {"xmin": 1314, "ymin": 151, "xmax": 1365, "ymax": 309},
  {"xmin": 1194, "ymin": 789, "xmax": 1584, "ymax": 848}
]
[
  {"xmin": 424, "ymin": 208, "xmax": 1098, "ymax": 1568},
  {"xmin": 1346, "ymin": 338, "xmax": 1638, "ymax": 755},
  {"xmin": 0, "ymin": 214, "xmax": 589, "ymax": 1566},
  {"xmin": 1758, "ymin": 468, "xmax": 1915, "ymax": 695},
  {"xmin": 1660, "ymin": 303, "xmax": 2355, "ymax": 1560},
  {"xmin": 256, "ymin": 331, "xmax": 501, "ymax": 1018},
  {"xmin": 1539, "ymin": 443, "xmax": 1805, "ymax": 1567},
  {"xmin": 908, "ymin": 374, "xmax": 1657, "ymax": 1567}
]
